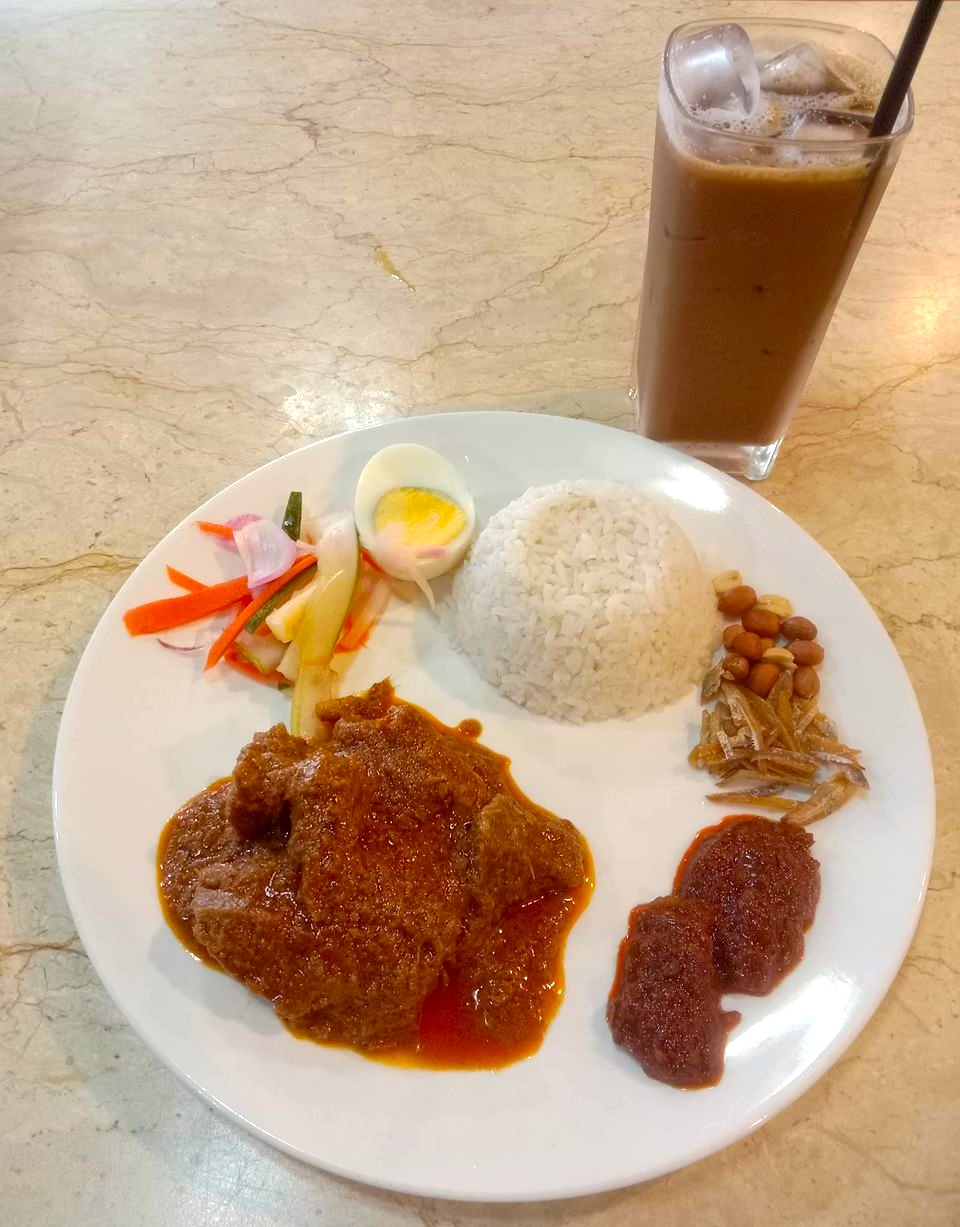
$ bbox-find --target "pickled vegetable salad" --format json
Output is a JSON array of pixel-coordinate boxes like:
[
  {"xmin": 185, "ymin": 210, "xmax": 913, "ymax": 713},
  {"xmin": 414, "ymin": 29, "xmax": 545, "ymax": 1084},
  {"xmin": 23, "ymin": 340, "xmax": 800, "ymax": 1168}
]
[{"xmin": 122, "ymin": 492, "xmax": 391, "ymax": 736}]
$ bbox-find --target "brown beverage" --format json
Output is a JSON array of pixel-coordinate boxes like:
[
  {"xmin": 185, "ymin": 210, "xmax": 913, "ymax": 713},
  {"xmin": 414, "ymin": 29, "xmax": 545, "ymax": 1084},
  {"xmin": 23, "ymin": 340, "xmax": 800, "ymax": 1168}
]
[{"xmin": 632, "ymin": 20, "xmax": 912, "ymax": 479}]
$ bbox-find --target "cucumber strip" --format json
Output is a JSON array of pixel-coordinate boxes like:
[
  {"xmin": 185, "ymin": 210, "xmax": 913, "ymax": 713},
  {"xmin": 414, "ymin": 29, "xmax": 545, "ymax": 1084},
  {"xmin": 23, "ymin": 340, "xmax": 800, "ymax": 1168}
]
[
  {"xmin": 265, "ymin": 576, "xmax": 319, "ymax": 643},
  {"xmin": 281, "ymin": 490, "xmax": 303, "ymax": 540},
  {"xmin": 234, "ymin": 630, "xmax": 286, "ymax": 675},
  {"xmin": 277, "ymin": 639, "xmax": 300, "ymax": 681},
  {"xmin": 290, "ymin": 515, "xmax": 359, "ymax": 738},
  {"xmin": 244, "ymin": 562, "xmax": 316, "ymax": 632},
  {"xmin": 290, "ymin": 662, "xmax": 336, "ymax": 738}
]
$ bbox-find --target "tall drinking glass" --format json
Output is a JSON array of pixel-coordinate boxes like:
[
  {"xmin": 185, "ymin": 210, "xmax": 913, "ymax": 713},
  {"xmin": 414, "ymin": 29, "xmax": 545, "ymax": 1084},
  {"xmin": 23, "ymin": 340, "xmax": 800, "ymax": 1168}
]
[{"xmin": 631, "ymin": 19, "xmax": 912, "ymax": 480}]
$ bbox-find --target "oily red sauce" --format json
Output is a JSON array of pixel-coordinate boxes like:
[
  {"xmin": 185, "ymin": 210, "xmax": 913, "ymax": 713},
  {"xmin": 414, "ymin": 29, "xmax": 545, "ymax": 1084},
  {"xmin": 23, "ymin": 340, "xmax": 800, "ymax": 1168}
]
[
  {"xmin": 158, "ymin": 698, "xmax": 593, "ymax": 1070},
  {"xmin": 158, "ymin": 796, "xmax": 228, "ymax": 968},
  {"xmin": 378, "ymin": 883, "xmax": 592, "ymax": 1070}
]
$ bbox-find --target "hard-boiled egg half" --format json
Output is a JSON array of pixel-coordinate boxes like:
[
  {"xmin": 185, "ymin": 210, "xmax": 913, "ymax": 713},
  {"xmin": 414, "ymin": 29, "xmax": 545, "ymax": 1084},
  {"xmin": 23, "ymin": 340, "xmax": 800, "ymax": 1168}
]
[{"xmin": 354, "ymin": 445, "xmax": 475, "ymax": 597}]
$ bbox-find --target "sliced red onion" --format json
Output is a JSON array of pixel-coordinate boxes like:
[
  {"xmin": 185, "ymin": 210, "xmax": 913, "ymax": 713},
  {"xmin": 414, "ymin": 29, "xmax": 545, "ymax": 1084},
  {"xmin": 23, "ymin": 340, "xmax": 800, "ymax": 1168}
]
[
  {"xmin": 369, "ymin": 527, "xmax": 436, "ymax": 610},
  {"xmin": 234, "ymin": 517, "xmax": 298, "ymax": 588},
  {"xmin": 156, "ymin": 608, "xmax": 234, "ymax": 654},
  {"xmin": 206, "ymin": 512, "xmax": 261, "ymax": 553},
  {"xmin": 157, "ymin": 627, "xmax": 223, "ymax": 653},
  {"xmin": 156, "ymin": 615, "xmax": 228, "ymax": 653},
  {"xmin": 226, "ymin": 513, "xmax": 261, "ymax": 531}
]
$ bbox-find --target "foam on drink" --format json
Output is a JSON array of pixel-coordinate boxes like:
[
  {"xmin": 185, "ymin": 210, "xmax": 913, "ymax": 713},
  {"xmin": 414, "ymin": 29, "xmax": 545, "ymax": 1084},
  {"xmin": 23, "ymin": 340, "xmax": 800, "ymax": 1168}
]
[{"xmin": 633, "ymin": 20, "xmax": 910, "ymax": 475}]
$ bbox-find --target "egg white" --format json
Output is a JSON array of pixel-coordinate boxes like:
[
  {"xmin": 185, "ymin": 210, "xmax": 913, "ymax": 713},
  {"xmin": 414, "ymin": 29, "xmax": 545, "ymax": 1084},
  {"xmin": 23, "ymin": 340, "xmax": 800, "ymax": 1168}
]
[{"xmin": 353, "ymin": 444, "xmax": 476, "ymax": 581}]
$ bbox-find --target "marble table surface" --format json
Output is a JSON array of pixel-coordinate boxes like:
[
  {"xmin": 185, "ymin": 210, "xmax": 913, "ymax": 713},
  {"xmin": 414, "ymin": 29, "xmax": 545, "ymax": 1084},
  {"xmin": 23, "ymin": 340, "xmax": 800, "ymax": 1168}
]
[{"xmin": 2, "ymin": 0, "xmax": 958, "ymax": 1222}]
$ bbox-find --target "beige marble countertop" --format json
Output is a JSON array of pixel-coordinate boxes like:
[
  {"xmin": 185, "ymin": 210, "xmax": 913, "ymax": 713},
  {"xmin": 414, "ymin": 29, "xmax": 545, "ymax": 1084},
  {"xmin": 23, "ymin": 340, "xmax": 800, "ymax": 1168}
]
[{"xmin": 2, "ymin": 0, "xmax": 958, "ymax": 1222}]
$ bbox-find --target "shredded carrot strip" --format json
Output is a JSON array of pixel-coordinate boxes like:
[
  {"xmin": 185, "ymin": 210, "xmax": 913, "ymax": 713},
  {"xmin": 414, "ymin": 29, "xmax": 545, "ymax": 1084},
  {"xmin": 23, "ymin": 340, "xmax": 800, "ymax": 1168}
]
[
  {"xmin": 335, "ymin": 566, "xmax": 390, "ymax": 653},
  {"xmin": 336, "ymin": 621, "xmax": 375, "ymax": 654},
  {"xmin": 166, "ymin": 565, "xmax": 207, "ymax": 593},
  {"xmin": 360, "ymin": 547, "xmax": 385, "ymax": 574},
  {"xmin": 195, "ymin": 521, "xmax": 234, "ymax": 540},
  {"xmin": 223, "ymin": 648, "xmax": 286, "ymax": 687},
  {"xmin": 123, "ymin": 576, "xmax": 250, "ymax": 636},
  {"xmin": 205, "ymin": 553, "xmax": 317, "ymax": 670}
]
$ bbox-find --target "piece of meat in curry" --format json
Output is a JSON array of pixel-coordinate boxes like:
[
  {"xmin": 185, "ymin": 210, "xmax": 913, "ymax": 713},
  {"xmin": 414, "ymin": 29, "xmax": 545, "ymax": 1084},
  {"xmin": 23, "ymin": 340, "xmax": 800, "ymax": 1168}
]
[{"xmin": 159, "ymin": 681, "xmax": 591, "ymax": 1065}]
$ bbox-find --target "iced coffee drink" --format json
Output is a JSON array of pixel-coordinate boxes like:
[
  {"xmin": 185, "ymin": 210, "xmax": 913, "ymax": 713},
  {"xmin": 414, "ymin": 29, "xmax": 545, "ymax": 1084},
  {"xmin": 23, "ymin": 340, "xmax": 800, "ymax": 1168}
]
[{"xmin": 632, "ymin": 20, "xmax": 912, "ymax": 480}]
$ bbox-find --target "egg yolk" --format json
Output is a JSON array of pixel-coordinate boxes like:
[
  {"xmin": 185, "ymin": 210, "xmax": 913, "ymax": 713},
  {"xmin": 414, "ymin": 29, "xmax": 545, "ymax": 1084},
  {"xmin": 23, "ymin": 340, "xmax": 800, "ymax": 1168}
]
[{"xmin": 373, "ymin": 487, "xmax": 467, "ymax": 547}]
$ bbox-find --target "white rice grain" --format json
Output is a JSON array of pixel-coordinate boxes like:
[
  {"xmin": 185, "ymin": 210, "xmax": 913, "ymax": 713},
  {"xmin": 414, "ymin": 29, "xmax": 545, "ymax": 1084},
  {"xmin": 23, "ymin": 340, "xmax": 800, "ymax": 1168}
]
[{"xmin": 443, "ymin": 480, "xmax": 718, "ymax": 722}]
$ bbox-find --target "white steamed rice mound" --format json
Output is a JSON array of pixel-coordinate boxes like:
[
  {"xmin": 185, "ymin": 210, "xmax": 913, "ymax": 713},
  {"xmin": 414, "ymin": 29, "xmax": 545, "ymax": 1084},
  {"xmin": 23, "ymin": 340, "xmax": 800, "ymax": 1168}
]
[{"xmin": 444, "ymin": 480, "xmax": 718, "ymax": 723}]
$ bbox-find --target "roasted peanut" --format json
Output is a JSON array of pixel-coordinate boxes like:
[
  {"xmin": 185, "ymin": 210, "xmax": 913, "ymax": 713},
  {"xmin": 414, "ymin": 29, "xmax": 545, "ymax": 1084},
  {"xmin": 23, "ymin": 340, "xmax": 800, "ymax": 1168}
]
[
  {"xmin": 781, "ymin": 615, "xmax": 817, "ymax": 641},
  {"xmin": 759, "ymin": 636, "xmax": 776, "ymax": 653},
  {"xmin": 722, "ymin": 623, "xmax": 744, "ymax": 651},
  {"xmin": 793, "ymin": 665, "xmax": 820, "ymax": 700},
  {"xmin": 712, "ymin": 570, "xmax": 743, "ymax": 594},
  {"xmin": 732, "ymin": 630, "xmax": 763, "ymax": 661},
  {"xmin": 721, "ymin": 653, "xmax": 751, "ymax": 682},
  {"xmin": 762, "ymin": 646, "xmax": 795, "ymax": 667},
  {"xmin": 788, "ymin": 639, "xmax": 824, "ymax": 667},
  {"xmin": 757, "ymin": 594, "xmax": 794, "ymax": 619},
  {"xmin": 742, "ymin": 606, "xmax": 780, "ymax": 637},
  {"xmin": 716, "ymin": 585, "xmax": 757, "ymax": 617},
  {"xmin": 746, "ymin": 662, "xmax": 780, "ymax": 698}
]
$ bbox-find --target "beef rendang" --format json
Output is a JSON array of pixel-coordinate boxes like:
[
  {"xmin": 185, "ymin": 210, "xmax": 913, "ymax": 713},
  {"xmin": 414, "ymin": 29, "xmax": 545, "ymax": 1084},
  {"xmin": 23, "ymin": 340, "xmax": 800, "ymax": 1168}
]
[{"xmin": 159, "ymin": 681, "xmax": 592, "ymax": 1068}]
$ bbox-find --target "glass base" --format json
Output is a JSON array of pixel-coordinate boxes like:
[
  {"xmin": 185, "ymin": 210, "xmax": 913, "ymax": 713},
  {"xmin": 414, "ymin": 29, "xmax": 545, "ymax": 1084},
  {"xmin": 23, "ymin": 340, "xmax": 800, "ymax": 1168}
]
[{"xmin": 658, "ymin": 438, "xmax": 784, "ymax": 481}]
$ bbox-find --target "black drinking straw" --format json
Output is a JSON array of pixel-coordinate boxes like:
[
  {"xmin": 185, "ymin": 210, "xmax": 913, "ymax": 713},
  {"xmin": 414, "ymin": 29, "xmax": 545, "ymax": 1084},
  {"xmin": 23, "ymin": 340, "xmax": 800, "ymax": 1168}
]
[{"xmin": 870, "ymin": 0, "xmax": 944, "ymax": 136}]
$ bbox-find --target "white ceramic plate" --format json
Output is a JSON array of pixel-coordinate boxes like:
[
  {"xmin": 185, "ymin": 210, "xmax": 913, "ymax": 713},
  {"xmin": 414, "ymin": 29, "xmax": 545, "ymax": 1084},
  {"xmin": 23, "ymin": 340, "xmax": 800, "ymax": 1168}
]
[{"xmin": 53, "ymin": 412, "xmax": 934, "ymax": 1201}]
